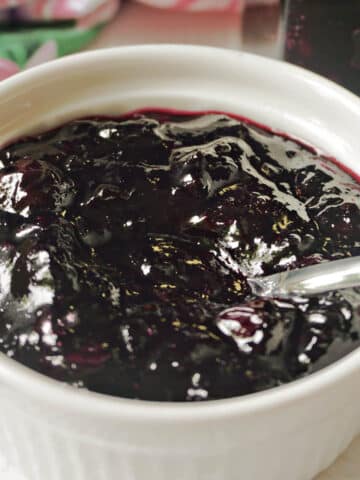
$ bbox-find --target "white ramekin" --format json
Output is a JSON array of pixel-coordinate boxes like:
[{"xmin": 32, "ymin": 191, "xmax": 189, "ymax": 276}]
[{"xmin": 0, "ymin": 45, "xmax": 359, "ymax": 480}]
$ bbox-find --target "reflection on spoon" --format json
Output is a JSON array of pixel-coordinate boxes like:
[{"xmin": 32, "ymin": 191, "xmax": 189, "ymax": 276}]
[{"xmin": 248, "ymin": 257, "xmax": 360, "ymax": 299}]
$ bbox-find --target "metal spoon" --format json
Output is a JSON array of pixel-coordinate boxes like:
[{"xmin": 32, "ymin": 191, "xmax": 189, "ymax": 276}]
[{"xmin": 248, "ymin": 256, "xmax": 360, "ymax": 299}]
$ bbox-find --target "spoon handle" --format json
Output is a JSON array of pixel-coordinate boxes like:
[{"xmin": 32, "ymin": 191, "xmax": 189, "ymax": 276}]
[{"xmin": 248, "ymin": 257, "xmax": 360, "ymax": 299}]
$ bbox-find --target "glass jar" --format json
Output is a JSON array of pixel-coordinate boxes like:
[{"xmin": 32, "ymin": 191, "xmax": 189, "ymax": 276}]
[{"xmin": 284, "ymin": 0, "xmax": 360, "ymax": 95}]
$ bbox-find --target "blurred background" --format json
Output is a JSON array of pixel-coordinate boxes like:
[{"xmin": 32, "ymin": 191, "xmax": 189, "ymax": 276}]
[{"xmin": 0, "ymin": 0, "xmax": 359, "ymax": 94}]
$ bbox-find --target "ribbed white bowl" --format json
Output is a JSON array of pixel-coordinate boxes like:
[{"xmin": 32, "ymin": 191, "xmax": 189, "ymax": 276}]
[{"xmin": 0, "ymin": 45, "xmax": 359, "ymax": 480}]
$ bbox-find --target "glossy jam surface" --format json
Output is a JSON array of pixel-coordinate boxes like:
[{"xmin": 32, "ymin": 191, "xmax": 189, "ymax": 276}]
[{"xmin": 0, "ymin": 110, "xmax": 359, "ymax": 401}]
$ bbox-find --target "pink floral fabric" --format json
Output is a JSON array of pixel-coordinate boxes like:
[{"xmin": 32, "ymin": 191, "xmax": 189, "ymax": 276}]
[
  {"xmin": 0, "ymin": 0, "xmax": 276, "ymax": 81},
  {"xmin": 0, "ymin": 59, "xmax": 20, "ymax": 82},
  {"xmin": 0, "ymin": 0, "xmax": 274, "ymax": 15},
  {"xmin": 0, "ymin": 0, "xmax": 119, "ymax": 22}
]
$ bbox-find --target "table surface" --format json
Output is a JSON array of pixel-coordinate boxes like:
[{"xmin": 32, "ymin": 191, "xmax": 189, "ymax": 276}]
[{"xmin": 2, "ymin": 2, "xmax": 360, "ymax": 479}]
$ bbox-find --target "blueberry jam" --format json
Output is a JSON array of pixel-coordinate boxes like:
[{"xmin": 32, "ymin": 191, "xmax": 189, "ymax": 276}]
[{"xmin": 0, "ymin": 110, "xmax": 359, "ymax": 402}]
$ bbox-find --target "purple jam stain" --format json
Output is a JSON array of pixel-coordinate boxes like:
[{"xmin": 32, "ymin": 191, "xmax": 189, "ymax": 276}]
[{"xmin": 0, "ymin": 110, "xmax": 359, "ymax": 401}]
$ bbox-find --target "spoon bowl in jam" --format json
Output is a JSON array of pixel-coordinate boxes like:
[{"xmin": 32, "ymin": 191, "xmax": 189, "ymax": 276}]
[{"xmin": 250, "ymin": 256, "xmax": 360, "ymax": 298}]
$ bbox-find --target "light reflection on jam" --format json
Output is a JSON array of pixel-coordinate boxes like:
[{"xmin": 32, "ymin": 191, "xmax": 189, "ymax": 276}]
[{"xmin": 0, "ymin": 110, "xmax": 359, "ymax": 401}]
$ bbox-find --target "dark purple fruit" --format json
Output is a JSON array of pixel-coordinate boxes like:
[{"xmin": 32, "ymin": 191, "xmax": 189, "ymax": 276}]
[{"xmin": 0, "ymin": 110, "xmax": 359, "ymax": 401}]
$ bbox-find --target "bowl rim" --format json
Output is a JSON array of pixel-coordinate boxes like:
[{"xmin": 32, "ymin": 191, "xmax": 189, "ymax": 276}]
[{"xmin": 0, "ymin": 44, "xmax": 360, "ymax": 422}]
